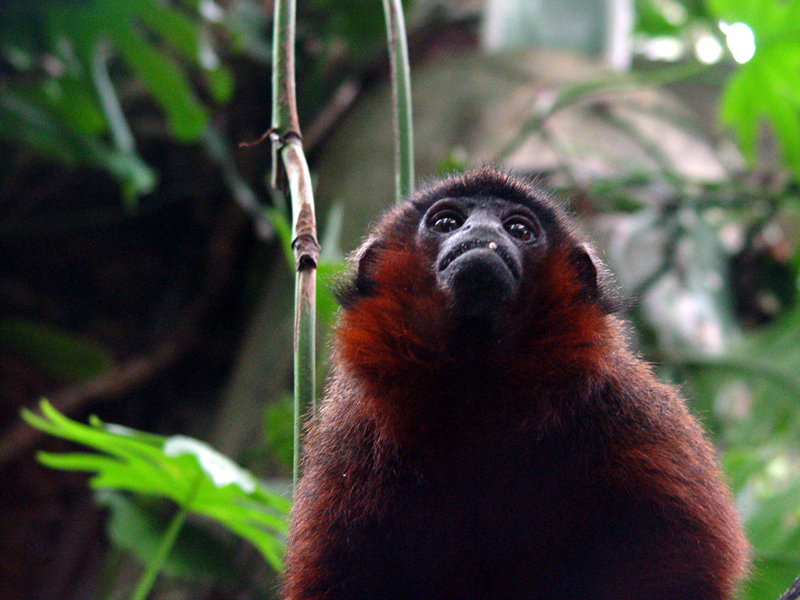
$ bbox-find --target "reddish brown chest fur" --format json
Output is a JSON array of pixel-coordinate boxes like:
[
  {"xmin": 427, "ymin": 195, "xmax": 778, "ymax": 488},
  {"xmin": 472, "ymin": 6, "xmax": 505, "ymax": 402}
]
[{"xmin": 285, "ymin": 348, "xmax": 749, "ymax": 600}]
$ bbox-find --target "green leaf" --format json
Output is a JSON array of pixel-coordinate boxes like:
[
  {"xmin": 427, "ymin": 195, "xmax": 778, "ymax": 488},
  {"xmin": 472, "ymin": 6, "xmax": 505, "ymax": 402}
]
[
  {"xmin": 97, "ymin": 490, "xmax": 240, "ymax": 582},
  {"xmin": 0, "ymin": 92, "xmax": 91, "ymax": 165},
  {"xmin": 204, "ymin": 66, "xmax": 235, "ymax": 103},
  {"xmin": 708, "ymin": 0, "xmax": 800, "ymax": 31},
  {"xmin": 121, "ymin": 0, "xmax": 200, "ymax": 62},
  {"xmin": 709, "ymin": 0, "xmax": 800, "ymax": 178},
  {"xmin": 722, "ymin": 448, "xmax": 771, "ymax": 492},
  {"xmin": 109, "ymin": 23, "xmax": 208, "ymax": 141},
  {"xmin": 0, "ymin": 92, "xmax": 157, "ymax": 197},
  {"xmin": 9, "ymin": 80, "xmax": 106, "ymax": 136},
  {"xmin": 736, "ymin": 303, "xmax": 800, "ymax": 401},
  {"xmin": 21, "ymin": 400, "xmax": 289, "ymax": 571},
  {"xmin": 0, "ymin": 318, "xmax": 112, "ymax": 381},
  {"xmin": 721, "ymin": 44, "xmax": 800, "ymax": 170},
  {"xmin": 38, "ymin": 451, "xmax": 126, "ymax": 474},
  {"xmin": 0, "ymin": 0, "xmax": 235, "ymax": 199},
  {"xmin": 634, "ymin": 0, "xmax": 685, "ymax": 37},
  {"xmin": 686, "ymin": 300, "xmax": 800, "ymax": 447}
]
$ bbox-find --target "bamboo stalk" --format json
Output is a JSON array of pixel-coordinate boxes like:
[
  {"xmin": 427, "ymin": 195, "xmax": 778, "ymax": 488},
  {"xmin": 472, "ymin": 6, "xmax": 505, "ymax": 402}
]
[
  {"xmin": 271, "ymin": 0, "xmax": 299, "ymax": 136},
  {"xmin": 381, "ymin": 0, "xmax": 415, "ymax": 203},
  {"xmin": 270, "ymin": 0, "xmax": 319, "ymax": 486},
  {"xmin": 283, "ymin": 141, "xmax": 318, "ymax": 485}
]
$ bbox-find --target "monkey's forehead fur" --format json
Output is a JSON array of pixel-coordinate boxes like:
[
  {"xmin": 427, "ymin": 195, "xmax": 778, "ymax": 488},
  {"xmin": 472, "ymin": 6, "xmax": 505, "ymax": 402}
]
[
  {"xmin": 385, "ymin": 168, "xmax": 582, "ymax": 251},
  {"xmin": 411, "ymin": 169, "xmax": 564, "ymax": 225}
]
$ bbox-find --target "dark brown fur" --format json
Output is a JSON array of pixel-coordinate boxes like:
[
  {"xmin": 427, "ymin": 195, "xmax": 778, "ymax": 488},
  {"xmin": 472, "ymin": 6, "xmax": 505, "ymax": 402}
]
[{"xmin": 283, "ymin": 169, "xmax": 750, "ymax": 600}]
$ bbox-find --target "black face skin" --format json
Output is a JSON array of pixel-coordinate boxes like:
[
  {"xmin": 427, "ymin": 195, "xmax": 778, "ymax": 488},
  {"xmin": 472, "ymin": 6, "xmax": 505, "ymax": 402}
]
[{"xmin": 417, "ymin": 196, "xmax": 545, "ymax": 322}]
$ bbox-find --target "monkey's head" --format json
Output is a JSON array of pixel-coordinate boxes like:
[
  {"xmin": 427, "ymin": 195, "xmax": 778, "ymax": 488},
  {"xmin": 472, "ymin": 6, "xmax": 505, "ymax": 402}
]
[
  {"xmin": 416, "ymin": 194, "xmax": 545, "ymax": 321},
  {"xmin": 334, "ymin": 169, "xmax": 618, "ymax": 384}
]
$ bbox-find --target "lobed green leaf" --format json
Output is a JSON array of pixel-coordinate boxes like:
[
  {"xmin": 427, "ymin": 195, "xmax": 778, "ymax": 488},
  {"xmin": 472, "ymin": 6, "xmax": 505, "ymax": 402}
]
[{"xmin": 22, "ymin": 400, "xmax": 289, "ymax": 570}]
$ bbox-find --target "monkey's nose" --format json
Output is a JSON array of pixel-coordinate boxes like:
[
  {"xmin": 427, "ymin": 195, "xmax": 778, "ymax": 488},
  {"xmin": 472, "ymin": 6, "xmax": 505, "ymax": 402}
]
[{"xmin": 464, "ymin": 209, "xmax": 505, "ymax": 233}]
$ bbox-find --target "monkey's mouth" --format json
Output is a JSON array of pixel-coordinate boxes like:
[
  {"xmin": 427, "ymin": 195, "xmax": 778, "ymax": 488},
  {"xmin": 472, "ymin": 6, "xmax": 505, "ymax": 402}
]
[{"xmin": 439, "ymin": 240, "xmax": 520, "ymax": 281}]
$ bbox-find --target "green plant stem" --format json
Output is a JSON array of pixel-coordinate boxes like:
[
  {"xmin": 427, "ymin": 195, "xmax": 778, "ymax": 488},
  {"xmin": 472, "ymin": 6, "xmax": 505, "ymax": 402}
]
[
  {"xmin": 271, "ymin": 0, "xmax": 298, "ymax": 136},
  {"xmin": 92, "ymin": 42, "xmax": 135, "ymax": 155},
  {"xmin": 128, "ymin": 478, "xmax": 199, "ymax": 600},
  {"xmin": 283, "ymin": 140, "xmax": 318, "ymax": 485},
  {"xmin": 381, "ymin": 0, "xmax": 414, "ymax": 203},
  {"xmin": 270, "ymin": 0, "xmax": 319, "ymax": 487}
]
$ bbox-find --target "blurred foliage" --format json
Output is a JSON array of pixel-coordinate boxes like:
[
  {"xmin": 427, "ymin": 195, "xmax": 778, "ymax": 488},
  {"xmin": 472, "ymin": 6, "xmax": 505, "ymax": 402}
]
[
  {"xmin": 308, "ymin": 0, "xmax": 403, "ymax": 59},
  {"xmin": 0, "ymin": 0, "xmax": 413, "ymax": 205},
  {"xmin": 262, "ymin": 395, "xmax": 295, "ymax": 472},
  {"xmin": 635, "ymin": 0, "xmax": 712, "ymax": 37},
  {"xmin": 635, "ymin": 0, "xmax": 800, "ymax": 179},
  {"xmin": 0, "ymin": 317, "xmax": 112, "ymax": 381},
  {"xmin": 710, "ymin": 0, "xmax": 800, "ymax": 178},
  {"xmin": 0, "ymin": 0, "xmax": 235, "ymax": 203}
]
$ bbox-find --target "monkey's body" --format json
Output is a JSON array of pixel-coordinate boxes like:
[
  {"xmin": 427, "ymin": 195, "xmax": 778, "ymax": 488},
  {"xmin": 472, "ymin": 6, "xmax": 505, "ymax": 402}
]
[{"xmin": 283, "ymin": 170, "xmax": 749, "ymax": 600}]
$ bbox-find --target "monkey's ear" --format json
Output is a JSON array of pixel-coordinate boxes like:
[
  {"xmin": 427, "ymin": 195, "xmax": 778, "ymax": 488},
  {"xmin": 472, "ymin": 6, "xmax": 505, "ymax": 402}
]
[
  {"xmin": 569, "ymin": 245, "xmax": 622, "ymax": 313},
  {"xmin": 354, "ymin": 239, "xmax": 385, "ymax": 296},
  {"xmin": 334, "ymin": 239, "xmax": 385, "ymax": 308},
  {"xmin": 570, "ymin": 246, "xmax": 601, "ymax": 304}
]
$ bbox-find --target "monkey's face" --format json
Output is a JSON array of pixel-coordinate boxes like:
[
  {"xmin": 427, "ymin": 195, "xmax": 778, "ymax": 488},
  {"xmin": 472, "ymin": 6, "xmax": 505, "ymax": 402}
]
[
  {"xmin": 417, "ymin": 197, "xmax": 545, "ymax": 321},
  {"xmin": 335, "ymin": 170, "xmax": 617, "ymax": 386}
]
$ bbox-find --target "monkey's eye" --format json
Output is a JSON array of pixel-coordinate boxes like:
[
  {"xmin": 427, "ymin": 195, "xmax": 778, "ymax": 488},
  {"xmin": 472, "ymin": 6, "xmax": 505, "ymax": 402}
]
[
  {"xmin": 504, "ymin": 217, "xmax": 537, "ymax": 242},
  {"xmin": 429, "ymin": 212, "xmax": 463, "ymax": 233}
]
